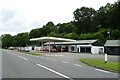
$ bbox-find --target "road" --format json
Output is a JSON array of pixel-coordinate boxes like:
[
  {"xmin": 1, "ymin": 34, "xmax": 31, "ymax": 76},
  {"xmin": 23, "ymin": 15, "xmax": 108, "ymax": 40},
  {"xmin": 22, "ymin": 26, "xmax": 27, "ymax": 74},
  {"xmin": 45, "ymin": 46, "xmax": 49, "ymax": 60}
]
[{"xmin": 2, "ymin": 50, "xmax": 119, "ymax": 80}]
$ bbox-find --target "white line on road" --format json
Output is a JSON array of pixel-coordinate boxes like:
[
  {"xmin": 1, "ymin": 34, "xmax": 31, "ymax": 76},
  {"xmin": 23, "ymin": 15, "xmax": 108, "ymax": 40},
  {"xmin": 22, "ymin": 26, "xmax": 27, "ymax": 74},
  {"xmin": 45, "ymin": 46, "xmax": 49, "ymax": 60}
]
[
  {"xmin": 21, "ymin": 57, "xmax": 28, "ymax": 60},
  {"xmin": 37, "ymin": 64, "xmax": 72, "ymax": 79},
  {"xmin": 18, "ymin": 55, "xmax": 21, "ymax": 57},
  {"xmin": 74, "ymin": 64, "xmax": 81, "ymax": 67},
  {"xmin": 18, "ymin": 55, "xmax": 28, "ymax": 60},
  {"xmin": 95, "ymin": 69, "xmax": 111, "ymax": 73},
  {"xmin": 61, "ymin": 61, "xmax": 68, "ymax": 64}
]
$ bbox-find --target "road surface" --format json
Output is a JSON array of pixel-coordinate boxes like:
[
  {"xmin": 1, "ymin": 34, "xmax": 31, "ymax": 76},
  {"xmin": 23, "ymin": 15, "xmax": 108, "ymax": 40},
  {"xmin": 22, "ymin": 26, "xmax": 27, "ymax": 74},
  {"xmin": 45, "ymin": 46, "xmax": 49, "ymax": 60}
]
[{"xmin": 2, "ymin": 50, "xmax": 119, "ymax": 80}]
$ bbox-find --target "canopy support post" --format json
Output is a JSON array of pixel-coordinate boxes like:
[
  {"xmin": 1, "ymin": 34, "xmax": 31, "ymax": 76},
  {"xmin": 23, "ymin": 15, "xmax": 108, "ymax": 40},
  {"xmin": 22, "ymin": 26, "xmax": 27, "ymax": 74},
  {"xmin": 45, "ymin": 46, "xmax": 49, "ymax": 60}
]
[
  {"xmin": 49, "ymin": 40, "xmax": 50, "ymax": 53},
  {"xmin": 41, "ymin": 42, "xmax": 43, "ymax": 52},
  {"xmin": 61, "ymin": 42, "xmax": 62, "ymax": 53}
]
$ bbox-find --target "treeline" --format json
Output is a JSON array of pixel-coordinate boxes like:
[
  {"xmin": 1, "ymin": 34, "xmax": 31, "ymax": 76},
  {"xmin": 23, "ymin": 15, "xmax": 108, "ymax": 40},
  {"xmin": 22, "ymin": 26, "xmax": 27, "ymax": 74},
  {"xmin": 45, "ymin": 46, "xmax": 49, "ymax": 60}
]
[{"xmin": 1, "ymin": 1, "xmax": 120, "ymax": 48}]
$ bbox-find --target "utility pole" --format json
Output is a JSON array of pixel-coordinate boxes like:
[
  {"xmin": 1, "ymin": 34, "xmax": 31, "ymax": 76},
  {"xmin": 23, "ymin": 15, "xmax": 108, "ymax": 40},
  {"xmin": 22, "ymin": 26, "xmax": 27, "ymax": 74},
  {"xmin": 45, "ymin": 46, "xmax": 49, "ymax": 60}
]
[{"xmin": 107, "ymin": 28, "xmax": 110, "ymax": 40}]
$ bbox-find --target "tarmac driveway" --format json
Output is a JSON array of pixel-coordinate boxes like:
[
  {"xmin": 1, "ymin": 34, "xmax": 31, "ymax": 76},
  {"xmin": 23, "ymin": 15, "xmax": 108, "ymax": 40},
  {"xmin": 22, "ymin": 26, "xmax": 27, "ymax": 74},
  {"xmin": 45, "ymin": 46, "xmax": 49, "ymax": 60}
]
[{"xmin": 40, "ymin": 52, "xmax": 119, "ymax": 65}]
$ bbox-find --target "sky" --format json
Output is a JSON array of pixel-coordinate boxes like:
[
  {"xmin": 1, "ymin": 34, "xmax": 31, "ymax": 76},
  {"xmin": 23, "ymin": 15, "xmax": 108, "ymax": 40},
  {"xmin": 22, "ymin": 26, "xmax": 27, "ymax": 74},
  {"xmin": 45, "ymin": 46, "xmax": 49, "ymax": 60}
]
[{"xmin": 0, "ymin": 0, "xmax": 117, "ymax": 36}]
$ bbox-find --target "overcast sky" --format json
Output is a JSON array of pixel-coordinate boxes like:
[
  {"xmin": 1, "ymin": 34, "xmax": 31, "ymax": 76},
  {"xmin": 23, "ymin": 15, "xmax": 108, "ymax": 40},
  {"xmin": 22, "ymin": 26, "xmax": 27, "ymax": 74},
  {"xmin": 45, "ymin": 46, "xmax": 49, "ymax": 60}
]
[{"xmin": 0, "ymin": 0, "xmax": 117, "ymax": 36}]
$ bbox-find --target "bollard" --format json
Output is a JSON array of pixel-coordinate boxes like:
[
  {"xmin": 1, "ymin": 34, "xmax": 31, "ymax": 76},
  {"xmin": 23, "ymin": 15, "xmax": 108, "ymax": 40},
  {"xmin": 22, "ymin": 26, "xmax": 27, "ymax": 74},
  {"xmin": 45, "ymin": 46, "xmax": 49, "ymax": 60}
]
[{"xmin": 105, "ymin": 53, "xmax": 107, "ymax": 63}]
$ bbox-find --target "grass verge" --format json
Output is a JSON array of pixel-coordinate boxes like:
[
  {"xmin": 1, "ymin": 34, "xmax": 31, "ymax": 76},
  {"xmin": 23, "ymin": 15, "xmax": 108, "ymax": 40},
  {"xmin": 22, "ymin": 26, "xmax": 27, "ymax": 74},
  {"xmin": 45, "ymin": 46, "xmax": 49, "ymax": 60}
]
[
  {"xmin": 25, "ymin": 52, "xmax": 42, "ymax": 56},
  {"xmin": 80, "ymin": 58, "xmax": 120, "ymax": 73}
]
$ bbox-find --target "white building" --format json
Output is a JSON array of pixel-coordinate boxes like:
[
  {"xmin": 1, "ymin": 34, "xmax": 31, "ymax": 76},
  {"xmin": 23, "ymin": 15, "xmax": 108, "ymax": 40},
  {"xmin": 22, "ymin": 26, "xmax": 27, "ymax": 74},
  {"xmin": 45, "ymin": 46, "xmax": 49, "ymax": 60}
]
[{"xmin": 44, "ymin": 39, "xmax": 104, "ymax": 54}]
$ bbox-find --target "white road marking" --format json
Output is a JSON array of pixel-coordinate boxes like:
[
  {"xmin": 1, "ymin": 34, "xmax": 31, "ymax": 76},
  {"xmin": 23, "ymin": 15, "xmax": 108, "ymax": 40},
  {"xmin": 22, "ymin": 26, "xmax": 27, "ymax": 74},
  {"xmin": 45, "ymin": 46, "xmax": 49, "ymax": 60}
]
[
  {"xmin": 21, "ymin": 57, "xmax": 28, "ymax": 60},
  {"xmin": 95, "ymin": 69, "xmax": 111, "ymax": 73},
  {"xmin": 37, "ymin": 64, "xmax": 71, "ymax": 79},
  {"xmin": 18, "ymin": 55, "xmax": 21, "ymax": 57},
  {"xmin": 61, "ymin": 61, "xmax": 68, "ymax": 64},
  {"xmin": 18, "ymin": 55, "xmax": 28, "ymax": 60},
  {"xmin": 74, "ymin": 64, "xmax": 81, "ymax": 67}
]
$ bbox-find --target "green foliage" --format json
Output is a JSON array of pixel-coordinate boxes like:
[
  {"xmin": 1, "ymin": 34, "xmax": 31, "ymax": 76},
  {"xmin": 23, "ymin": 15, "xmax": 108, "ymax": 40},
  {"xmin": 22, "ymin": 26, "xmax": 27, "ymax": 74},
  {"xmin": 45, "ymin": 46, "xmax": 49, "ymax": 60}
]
[
  {"xmin": 42, "ymin": 21, "xmax": 59, "ymax": 36},
  {"xmin": 0, "ymin": 38, "xmax": 2, "ymax": 48},
  {"xmin": 73, "ymin": 7, "xmax": 97, "ymax": 33},
  {"xmin": 64, "ymin": 32, "xmax": 78, "ymax": 39},
  {"xmin": 2, "ymin": 34, "xmax": 13, "ymax": 48},
  {"xmin": 16, "ymin": 32, "xmax": 29, "ymax": 47},
  {"xmin": 25, "ymin": 52, "xmax": 41, "ymax": 56},
  {"xmin": 64, "ymin": 23, "xmax": 75, "ymax": 33},
  {"xmin": 78, "ymin": 33, "xmax": 94, "ymax": 40},
  {"xmin": 80, "ymin": 58, "xmax": 120, "ymax": 73},
  {"xmin": 2, "ymin": 32, "xmax": 30, "ymax": 48},
  {"xmin": 78, "ymin": 32, "xmax": 106, "ymax": 44},
  {"xmin": 48, "ymin": 32, "xmax": 59, "ymax": 37},
  {"xmin": 57, "ymin": 22, "xmax": 75, "ymax": 34},
  {"xmin": 111, "ymin": 29, "xmax": 120, "ymax": 39},
  {"xmin": 93, "ymin": 32, "xmax": 106, "ymax": 45},
  {"xmin": 29, "ymin": 28, "xmax": 43, "ymax": 38}
]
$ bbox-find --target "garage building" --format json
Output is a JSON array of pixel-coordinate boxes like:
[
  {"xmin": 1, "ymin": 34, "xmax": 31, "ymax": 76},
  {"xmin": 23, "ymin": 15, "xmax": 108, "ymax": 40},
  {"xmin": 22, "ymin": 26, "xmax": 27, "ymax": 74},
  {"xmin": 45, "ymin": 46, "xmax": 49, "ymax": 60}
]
[
  {"xmin": 44, "ymin": 39, "xmax": 104, "ymax": 54},
  {"xmin": 104, "ymin": 40, "xmax": 120, "ymax": 55}
]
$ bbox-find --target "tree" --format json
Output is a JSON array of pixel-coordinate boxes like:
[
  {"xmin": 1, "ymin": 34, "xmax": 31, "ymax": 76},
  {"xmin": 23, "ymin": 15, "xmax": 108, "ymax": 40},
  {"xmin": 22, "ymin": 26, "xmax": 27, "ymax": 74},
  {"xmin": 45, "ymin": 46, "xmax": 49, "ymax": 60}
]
[
  {"xmin": 29, "ymin": 28, "xmax": 43, "ymax": 38},
  {"xmin": 16, "ymin": 32, "xmax": 29, "ymax": 47},
  {"xmin": 93, "ymin": 32, "xmax": 106, "ymax": 45},
  {"xmin": 57, "ymin": 23, "xmax": 65, "ymax": 33},
  {"xmin": 64, "ymin": 32, "xmax": 78, "ymax": 39},
  {"xmin": 48, "ymin": 32, "xmax": 59, "ymax": 37},
  {"xmin": 73, "ymin": 7, "xmax": 97, "ymax": 33},
  {"xmin": 111, "ymin": 29, "xmax": 120, "ymax": 39},
  {"xmin": 2, "ymin": 34, "xmax": 13, "ymax": 48},
  {"xmin": 57, "ymin": 22, "xmax": 76, "ymax": 34},
  {"xmin": 43, "ymin": 21, "xmax": 59, "ymax": 36},
  {"xmin": 64, "ymin": 23, "xmax": 75, "ymax": 33},
  {"xmin": 97, "ymin": 2, "xmax": 120, "ymax": 30},
  {"xmin": 78, "ymin": 33, "xmax": 94, "ymax": 40}
]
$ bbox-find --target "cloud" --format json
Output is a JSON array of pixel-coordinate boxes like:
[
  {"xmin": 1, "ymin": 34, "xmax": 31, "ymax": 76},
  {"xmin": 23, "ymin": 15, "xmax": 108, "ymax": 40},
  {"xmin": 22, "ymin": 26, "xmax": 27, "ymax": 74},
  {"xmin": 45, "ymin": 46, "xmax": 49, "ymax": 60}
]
[
  {"xmin": 1, "ymin": 10, "xmax": 17, "ymax": 23},
  {"xmin": 0, "ymin": 10, "xmax": 28, "ymax": 35},
  {"xmin": 0, "ymin": 0, "xmax": 117, "ymax": 36},
  {"xmin": 0, "ymin": 9, "xmax": 46, "ymax": 36}
]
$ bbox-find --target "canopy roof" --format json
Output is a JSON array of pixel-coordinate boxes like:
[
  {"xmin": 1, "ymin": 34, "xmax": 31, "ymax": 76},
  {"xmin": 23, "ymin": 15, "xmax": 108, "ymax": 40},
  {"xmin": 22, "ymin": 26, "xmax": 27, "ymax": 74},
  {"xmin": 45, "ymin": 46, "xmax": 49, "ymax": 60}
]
[
  {"xmin": 44, "ymin": 39, "xmax": 98, "ymax": 45},
  {"xmin": 30, "ymin": 37, "xmax": 76, "ymax": 42}
]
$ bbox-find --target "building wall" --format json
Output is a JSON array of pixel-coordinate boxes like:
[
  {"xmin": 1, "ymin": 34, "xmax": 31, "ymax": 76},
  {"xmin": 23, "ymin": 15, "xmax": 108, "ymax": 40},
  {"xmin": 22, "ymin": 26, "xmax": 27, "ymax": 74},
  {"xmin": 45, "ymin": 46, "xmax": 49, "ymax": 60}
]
[
  {"xmin": 68, "ymin": 45, "xmax": 75, "ymax": 52},
  {"xmin": 68, "ymin": 45, "xmax": 92, "ymax": 53},
  {"xmin": 104, "ymin": 47, "xmax": 120, "ymax": 55},
  {"xmin": 91, "ymin": 46, "xmax": 104, "ymax": 54},
  {"xmin": 68, "ymin": 45, "xmax": 104, "ymax": 54},
  {"xmin": 78, "ymin": 45, "xmax": 92, "ymax": 53}
]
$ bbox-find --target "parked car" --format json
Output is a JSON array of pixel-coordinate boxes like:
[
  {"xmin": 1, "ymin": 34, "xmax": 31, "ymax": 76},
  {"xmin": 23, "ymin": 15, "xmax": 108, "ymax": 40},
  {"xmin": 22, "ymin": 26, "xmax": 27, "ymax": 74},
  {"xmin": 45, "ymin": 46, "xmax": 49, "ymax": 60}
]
[
  {"xmin": 18, "ymin": 47, "xmax": 24, "ymax": 51},
  {"xmin": 24, "ymin": 47, "xmax": 30, "ymax": 52},
  {"xmin": 58, "ymin": 48, "xmax": 65, "ymax": 52},
  {"xmin": 8, "ymin": 46, "xmax": 15, "ymax": 50}
]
